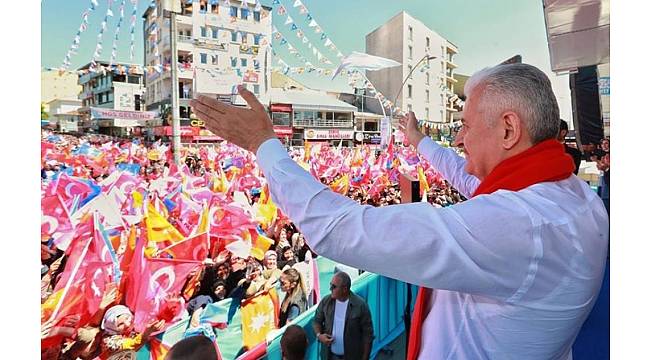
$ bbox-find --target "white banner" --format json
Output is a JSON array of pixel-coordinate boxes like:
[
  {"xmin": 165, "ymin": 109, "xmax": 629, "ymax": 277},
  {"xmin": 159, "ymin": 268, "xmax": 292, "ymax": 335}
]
[{"xmin": 90, "ymin": 107, "xmax": 157, "ymax": 120}]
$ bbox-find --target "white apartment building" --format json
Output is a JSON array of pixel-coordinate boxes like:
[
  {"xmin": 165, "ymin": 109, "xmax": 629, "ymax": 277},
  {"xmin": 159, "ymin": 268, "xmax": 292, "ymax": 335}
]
[
  {"xmin": 143, "ymin": 0, "xmax": 272, "ymax": 123},
  {"xmin": 365, "ymin": 11, "xmax": 459, "ymax": 125},
  {"xmin": 47, "ymin": 98, "xmax": 82, "ymax": 132}
]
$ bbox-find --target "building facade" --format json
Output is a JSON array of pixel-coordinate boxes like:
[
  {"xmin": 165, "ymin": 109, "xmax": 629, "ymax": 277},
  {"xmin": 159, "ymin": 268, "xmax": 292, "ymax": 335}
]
[
  {"xmin": 47, "ymin": 99, "xmax": 83, "ymax": 133},
  {"xmin": 77, "ymin": 61, "xmax": 149, "ymax": 137},
  {"xmin": 41, "ymin": 70, "xmax": 82, "ymax": 112},
  {"xmin": 365, "ymin": 11, "xmax": 459, "ymax": 126},
  {"xmin": 143, "ymin": 0, "xmax": 272, "ymax": 138},
  {"xmin": 269, "ymin": 88, "xmax": 357, "ymax": 147}
]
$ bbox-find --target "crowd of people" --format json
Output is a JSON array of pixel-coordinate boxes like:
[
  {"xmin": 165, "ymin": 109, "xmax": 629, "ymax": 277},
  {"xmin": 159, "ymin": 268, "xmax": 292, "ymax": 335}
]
[{"xmin": 40, "ymin": 128, "xmax": 466, "ymax": 359}]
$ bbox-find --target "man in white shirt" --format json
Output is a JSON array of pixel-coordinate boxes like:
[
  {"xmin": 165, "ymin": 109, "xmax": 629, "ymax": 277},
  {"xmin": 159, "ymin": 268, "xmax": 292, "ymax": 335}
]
[
  {"xmin": 312, "ymin": 272, "xmax": 374, "ymax": 360},
  {"xmin": 190, "ymin": 63, "xmax": 609, "ymax": 359}
]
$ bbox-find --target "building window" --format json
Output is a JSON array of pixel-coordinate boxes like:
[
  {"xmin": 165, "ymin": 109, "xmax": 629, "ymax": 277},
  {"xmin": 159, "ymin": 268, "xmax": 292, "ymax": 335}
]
[
  {"xmin": 426, "ymin": 37, "xmax": 430, "ymax": 49},
  {"xmin": 242, "ymin": 33, "xmax": 248, "ymax": 44},
  {"xmin": 107, "ymin": 92, "xmax": 113, "ymax": 103},
  {"xmin": 231, "ymin": 57, "xmax": 237, "ymax": 67},
  {"xmin": 426, "ymin": 90, "xmax": 430, "ymax": 102},
  {"xmin": 135, "ymin": 95, "xmax": 141, "ymax": 111},
  {"xmin": 408, "ymin": 45, "xmax": 413, "ymax": 60},
  {"xmin": 271, "ymin": 112, "xmax": 290, "ymax": 126},
  {"xmin": 253, "ymin": 11, "xmax": 260, "ymax": 22},
  {"xmin": 408, "ymin": 26, "xmax": 413, "ymax": 40},
  {"xmin": 253, "ymin": 84, "xmax": 260, "ymax": 94},
  {"xmin": 230, "ymin": 6, "xmax": 238, "ymax": 18},
  {"xmin": 231, "ymin": 30, "xmax": 237, "ymax": 42},
  {"xmin": 128, "ymin": 76, "xmax": 139, "ymax": 84},
  {"xmin": 240, "ymin": 58, "xmax": 247, "ymax": 67},
  {"xmin": 425, "ymin": 107, "xmax": 429, "ymax": 120},
  {"xmin": 408, "ymin": 65, "xmax": 413, "ymax": 79},
  {"xmin": 211, "ymin": 54, "xmax": 218, "ymax": 65},
  {"xmin": 211, "ymin": 27, "xmax": 218, "ymax": 39},
  {"xmin": 240, "ymin": 8, "xmax": 249, "ymax": 20},
  {"xmin": 407, "ymin": 85, "xmax": 412, "ymax": 99},
  {"xmin": 426, "ymin": 72, "xmax": 430, "ymax": 85},
  {"xmin": 200, "ymin": 53, "xmax": 207, "ymax": 64},
  {"xmin": 200, "ymin": 26, "xmax": 207, "ymax": 37},
  {"xmin": 200, "ymin": 1, "xmax": 207, "ymax": 13},
  {"xmin": 211, "ymin": 2, "xmax": 219, "ymax": 14},
  {"xmin": 254, "ymin": 34, "xmax": 260, "ymax": 45}
]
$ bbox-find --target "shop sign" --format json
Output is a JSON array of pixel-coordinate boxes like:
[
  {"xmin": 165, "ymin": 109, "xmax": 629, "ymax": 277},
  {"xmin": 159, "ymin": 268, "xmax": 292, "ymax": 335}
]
[
  {"xmin": 273, "ymin": 126, "xmax": 293, "ymax": 136},
  {"xmin": 304, "ymin": 128, "xmax": 354, "ymax": 140}
]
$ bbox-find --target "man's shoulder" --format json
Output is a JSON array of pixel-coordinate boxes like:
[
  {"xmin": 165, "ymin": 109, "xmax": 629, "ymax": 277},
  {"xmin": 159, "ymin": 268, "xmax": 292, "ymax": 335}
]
[{"xmin": 349, "ymin": 293, "xmax": 369, "ymax": 307}]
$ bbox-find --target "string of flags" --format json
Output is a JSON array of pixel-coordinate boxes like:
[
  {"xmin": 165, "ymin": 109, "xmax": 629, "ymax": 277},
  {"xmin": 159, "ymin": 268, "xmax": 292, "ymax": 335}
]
[
  {"xmin": 271, "ymin": 27, "xmax": 335, "ymax": 74},
  {"xmin": 272, "ymin": 0, "xmax": 333, "ymax": 65},
  {"xmin": 129, "ymin": 0, "xmax": 138, "ymax": 60},
  {"xmin": 147, "ymin": 0, "xmax": 162, "ymax": 71},
  {"xmin": 278, "ymin": 0, "xmax": 345, "ymax": 60},
  {"xmin": 61, "ymin": 0, "xmax": 99, "ymax": 70},
  {"xmin": 109, "ymin": 0, "xmax": 127, "ymax": 66},
  {"xmin": 90, "ymin": 0, "xmax": 116, "ymax": 70}
]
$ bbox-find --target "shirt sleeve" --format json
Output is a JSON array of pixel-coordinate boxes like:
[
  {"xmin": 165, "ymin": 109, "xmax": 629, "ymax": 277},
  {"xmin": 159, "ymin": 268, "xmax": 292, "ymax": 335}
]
[
  {"xmin": 416, "ymin": 137, "xmax": 480, "ymax": 198},
  {"xmin": 257, "ymin": 139, "xmax": 534, "ymax": 301}
]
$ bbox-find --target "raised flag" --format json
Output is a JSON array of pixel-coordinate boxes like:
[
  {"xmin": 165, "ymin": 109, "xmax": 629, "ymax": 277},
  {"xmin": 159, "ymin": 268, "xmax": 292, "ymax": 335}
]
[{"xmin": 241, "ymin": 289, "xmax": 279, "ymax": 349}]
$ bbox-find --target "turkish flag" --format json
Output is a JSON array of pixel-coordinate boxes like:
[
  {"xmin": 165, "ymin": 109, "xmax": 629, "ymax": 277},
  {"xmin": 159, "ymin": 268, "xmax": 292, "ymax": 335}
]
[{"xmin": 132, "ymin": 258, "xmax": 201, "ymax": 332}]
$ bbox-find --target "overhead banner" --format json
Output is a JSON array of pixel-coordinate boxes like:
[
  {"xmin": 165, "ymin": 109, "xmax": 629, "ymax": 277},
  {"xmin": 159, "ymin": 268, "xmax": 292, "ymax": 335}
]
[{"xmin": 90, "ymin": 107, "xmax": 157, "ymax": 120}]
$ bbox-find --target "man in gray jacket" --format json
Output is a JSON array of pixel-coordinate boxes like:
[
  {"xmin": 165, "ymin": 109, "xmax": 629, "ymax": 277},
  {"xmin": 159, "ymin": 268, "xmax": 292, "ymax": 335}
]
[{"xmin": 312, "ymin": 272, "xmax": 374, "ymax": 360}]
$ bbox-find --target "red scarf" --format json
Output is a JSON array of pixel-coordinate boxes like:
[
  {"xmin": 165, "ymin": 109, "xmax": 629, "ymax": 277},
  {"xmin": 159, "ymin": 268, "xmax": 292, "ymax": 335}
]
[{"xmin": 406, "ymin": 139, "xmax": 575, "ymax": 360}]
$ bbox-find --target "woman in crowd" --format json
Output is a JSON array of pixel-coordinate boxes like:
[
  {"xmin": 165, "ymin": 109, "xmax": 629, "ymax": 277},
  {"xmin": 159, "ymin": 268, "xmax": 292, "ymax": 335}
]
[
  {"xmin": 99, "ymin": 305, "xmax": 165, "ymax": 358},
  {"xmin": 279, "ymin": 268, "xmax": 308, "ymax": 327},
  {"xmin": 262, "ymin": 250, "xmax": 282, "ymax": 288}
]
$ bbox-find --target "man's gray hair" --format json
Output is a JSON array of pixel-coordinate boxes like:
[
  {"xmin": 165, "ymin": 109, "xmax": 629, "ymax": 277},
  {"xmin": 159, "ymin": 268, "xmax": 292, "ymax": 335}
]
[
  {"xmin": 464, "ymin": 63, "xmax": 560, "ymax": 144},
  {"xmin": 334, "ymin": 271, "xmax": 352, "ymax": 290}
]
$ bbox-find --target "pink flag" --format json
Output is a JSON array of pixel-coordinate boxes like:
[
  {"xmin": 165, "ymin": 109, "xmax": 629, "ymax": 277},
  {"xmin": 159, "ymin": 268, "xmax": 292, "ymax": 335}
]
[{"xmin": 41, "ymin": 194, "xmax": 73, "ymax": 237}]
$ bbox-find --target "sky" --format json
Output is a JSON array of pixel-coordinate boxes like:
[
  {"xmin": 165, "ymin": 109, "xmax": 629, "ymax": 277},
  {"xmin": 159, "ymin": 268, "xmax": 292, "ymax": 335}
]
[{"xmin": 41, "ymin": 0, "xmax": 573, "ymax": 121}]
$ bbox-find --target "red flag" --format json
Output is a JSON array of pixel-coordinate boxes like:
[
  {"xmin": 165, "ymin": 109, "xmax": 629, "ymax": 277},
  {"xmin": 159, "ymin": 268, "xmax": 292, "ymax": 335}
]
[
  {"xmin": 160, "ymin": 232, "xmax": 209, "ymax": 261},
  {"xmin": 132, "ymin": 258, "xmax": 201, "ymax": 332}
]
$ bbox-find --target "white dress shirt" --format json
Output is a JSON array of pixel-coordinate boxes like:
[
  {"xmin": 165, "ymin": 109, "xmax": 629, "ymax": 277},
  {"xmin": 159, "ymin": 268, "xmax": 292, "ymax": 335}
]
[{"xmin": 256, "ymin": 138, "xmax": 609, "ymax": 359}]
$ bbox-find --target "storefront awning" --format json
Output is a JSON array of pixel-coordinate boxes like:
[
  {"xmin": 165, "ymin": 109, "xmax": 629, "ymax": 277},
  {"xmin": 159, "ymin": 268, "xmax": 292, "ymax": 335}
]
[{"xmin": 270, "ymin": 88, "xmax": 357, "ymax": 113}]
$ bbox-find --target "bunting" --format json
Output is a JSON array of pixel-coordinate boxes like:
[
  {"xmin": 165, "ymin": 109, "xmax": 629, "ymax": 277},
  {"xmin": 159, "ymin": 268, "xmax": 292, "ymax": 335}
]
[
  {"xmin": 109, "ymin": 0, "xmax": 127, "ymax": 66},
  {"xmin": 60, "ymin": 0, "xmax": 99, "ymax": 71},
  {"xmin": 129, "ymin": 0, "xmax": 138, "ymax": 60},
  {"xmin": 90, "ymin": 0, "xmax": 116, "ymax": 70}
]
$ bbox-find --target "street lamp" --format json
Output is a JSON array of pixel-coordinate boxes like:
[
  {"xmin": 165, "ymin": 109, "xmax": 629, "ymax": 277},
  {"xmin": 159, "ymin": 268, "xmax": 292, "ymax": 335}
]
[{"xmin": 392, "ymin": 54, "xmax": 437, "ymax": 116}]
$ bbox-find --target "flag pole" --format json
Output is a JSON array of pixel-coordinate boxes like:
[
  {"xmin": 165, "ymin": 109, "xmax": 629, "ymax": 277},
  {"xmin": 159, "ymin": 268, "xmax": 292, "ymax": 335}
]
[{"xmin": 49, "ymin": 230, "xmax": 93, "ymax": 322}]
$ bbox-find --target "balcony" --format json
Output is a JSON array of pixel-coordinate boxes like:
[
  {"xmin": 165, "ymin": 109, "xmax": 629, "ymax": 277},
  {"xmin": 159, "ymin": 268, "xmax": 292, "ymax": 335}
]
[
  {"xmin": 445, "ymin": 75, "xmax": 458, "ymax": 84},
  {"xmin": 292, "ymin": 119, "xmax": 353, "ymax": 128},
  {"xmin": 178, "ymin": 35, "xmax": 193, "ymax": 43},
  {"xmin": 446, "ymin": 59, "xmax": 458, "ymax": 69},
  {"xmin": 446, "ymin": 42, "xmax": 458, "ymax": 55}
]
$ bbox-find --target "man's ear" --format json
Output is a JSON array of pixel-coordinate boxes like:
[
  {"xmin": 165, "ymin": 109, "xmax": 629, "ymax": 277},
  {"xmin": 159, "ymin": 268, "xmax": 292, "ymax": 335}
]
[{"xmin": 501, "ymin": 111, "xmax": 523, "ymax": 150}]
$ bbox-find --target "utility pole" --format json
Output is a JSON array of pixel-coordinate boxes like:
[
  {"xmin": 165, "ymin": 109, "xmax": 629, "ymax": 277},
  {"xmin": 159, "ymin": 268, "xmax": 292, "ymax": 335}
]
[{"xmin": 170, "ymin": 11, "xmax": 181, "ymax": 165}]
